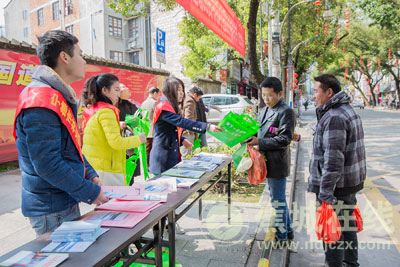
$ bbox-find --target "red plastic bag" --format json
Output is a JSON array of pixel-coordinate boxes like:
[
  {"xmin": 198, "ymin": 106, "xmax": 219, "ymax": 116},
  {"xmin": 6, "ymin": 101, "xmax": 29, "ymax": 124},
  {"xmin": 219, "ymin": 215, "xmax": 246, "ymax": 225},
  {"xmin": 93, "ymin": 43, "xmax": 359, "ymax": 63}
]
[
  {"xmin": 353, "ymin": 204, "xmax": 363, "ymax": 233},
  {"xmin": 247, "ymin": 144, "xmax": 267, "ymax": 185},
  {"xmin": 315, "ymin": 202, "xmax": 342, "ymax": 244}
]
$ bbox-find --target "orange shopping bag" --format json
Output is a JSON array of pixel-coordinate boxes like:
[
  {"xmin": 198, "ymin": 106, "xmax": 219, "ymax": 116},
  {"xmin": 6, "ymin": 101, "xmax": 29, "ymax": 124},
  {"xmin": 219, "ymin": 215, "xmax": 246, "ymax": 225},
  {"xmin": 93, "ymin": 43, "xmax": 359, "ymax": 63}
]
[
  {"xmin": 353, "ymin": 204, "xmax": 363, "ymax": 233},
  {"xmin": 315, "ymin": 202, "xmax": 342, "ymax": 244},
  {"xmin": 246, "ymin": 144, "xmax": 267, "ymax": 185}
]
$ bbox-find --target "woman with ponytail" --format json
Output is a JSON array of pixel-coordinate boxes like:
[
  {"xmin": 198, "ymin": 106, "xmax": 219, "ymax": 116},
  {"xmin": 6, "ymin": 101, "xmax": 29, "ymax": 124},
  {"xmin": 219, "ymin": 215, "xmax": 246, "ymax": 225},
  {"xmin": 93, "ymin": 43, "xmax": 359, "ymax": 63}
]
[
  {"xmin": 149, "ymin": 76, "xmax": 223, "ymax": 175},
  {"xmin": 81, "ymin": 73, "xmax": 146, "ymax": 186}
]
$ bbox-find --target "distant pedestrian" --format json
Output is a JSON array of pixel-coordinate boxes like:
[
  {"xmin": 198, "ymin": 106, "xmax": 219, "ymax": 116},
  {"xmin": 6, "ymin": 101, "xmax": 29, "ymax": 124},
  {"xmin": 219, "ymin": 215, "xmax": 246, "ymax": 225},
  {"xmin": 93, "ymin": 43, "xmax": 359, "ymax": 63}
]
[
  {"xmin": 181, "ymin": 86, "xmax": 204, "ymax": 157},
  {"xmin": 141, "ymin": 87, "xmax": 161, "ymax": 166},
  {"xmin": 309, "ymin": 74, "xmax": 366, "ymax": 267},
  {"xmin": 195, "ymin": 87, "xmax": 209, "ymax": 147}
]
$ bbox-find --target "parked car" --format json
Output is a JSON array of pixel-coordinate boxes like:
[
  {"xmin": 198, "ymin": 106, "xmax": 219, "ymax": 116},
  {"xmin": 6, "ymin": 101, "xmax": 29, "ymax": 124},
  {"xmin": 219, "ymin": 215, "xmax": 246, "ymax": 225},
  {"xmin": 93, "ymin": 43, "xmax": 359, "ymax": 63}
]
[
  {"xmin": 351, "ymin": 99, "xmax": 365, "ymax": 109},
  {"xmin": 201, "ymin": 94, "xmax": 256, "ymax": 124}
]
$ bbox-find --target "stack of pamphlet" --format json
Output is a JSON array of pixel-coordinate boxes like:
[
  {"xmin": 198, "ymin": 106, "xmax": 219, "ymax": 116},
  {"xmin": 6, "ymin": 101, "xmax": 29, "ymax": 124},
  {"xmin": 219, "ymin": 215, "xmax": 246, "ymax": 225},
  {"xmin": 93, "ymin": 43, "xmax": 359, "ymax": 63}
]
[
  {"xmin": 40, "ymin": 220, "xmax": 109, "ymax": 253},
  {"xmin": 174, "ymin": 160, "xmax": 218, "ymax": 172},
  {"xmin": 50, "ymin": 220, "xmax": 104, "ymax": 242},
  {"xmin": 190, "ymin": 153, "xmax": 225, "ymax": 165},
  {"xmin": 0, "ymin": 251, "xmax": 68, "ymax": 267},
  {"xmin": 161, "ymin": 168, "xmax": 205, "ymax": 179}
]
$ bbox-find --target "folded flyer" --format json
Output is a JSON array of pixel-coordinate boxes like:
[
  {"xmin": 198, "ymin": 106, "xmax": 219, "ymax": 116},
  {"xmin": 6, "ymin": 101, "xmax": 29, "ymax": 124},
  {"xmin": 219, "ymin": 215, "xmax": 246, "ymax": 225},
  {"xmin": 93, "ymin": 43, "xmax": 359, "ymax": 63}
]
[
  {"xmin": 0, "ymin": 251, "xmax": 68, "ymax": 267},
  {"xmin": 84, "ymin": 211, "xmax": 150, "ymax": 228},
  {"xmin": 95, "ymin": 199, "xmax": 161, "ymax": 213},
  {"xmin": 161, "ymin": 169, "xmax": 205, "ymax": 179}
]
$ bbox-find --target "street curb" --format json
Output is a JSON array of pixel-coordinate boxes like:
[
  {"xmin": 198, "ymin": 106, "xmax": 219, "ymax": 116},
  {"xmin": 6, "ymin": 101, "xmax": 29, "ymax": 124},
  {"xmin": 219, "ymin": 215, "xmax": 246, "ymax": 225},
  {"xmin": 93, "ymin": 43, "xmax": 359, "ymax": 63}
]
[
  {"xmin": 281, "ymin": 141, "xmax": 300, "ymax": 267},
  {"xmin": 256, "ymin": 140, "xmax": 300, "ymax": 267}
]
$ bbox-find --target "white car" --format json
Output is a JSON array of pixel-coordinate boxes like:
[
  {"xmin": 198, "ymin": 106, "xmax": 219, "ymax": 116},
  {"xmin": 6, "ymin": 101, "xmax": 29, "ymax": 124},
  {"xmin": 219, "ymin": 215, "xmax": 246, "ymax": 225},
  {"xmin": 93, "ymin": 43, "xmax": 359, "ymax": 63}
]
[{"xmin": 201, "ymin": 94, "xmax": 256, "ymax": 124}]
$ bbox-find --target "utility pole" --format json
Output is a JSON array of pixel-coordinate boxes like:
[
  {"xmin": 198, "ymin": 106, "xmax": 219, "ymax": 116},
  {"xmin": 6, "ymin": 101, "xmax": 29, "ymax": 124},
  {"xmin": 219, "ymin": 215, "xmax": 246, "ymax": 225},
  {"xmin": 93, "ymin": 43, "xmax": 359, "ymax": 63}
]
[
  {"xmin": 267, "ymin": 1, "xmax": 281, "ymax": 78},
  {"xmin": 287, "ymin": 0, "xmax": 293, "ymax": 107},
  {"xmin": 259, "ymin": 1, "xmax": 264, "ymax": 75}
]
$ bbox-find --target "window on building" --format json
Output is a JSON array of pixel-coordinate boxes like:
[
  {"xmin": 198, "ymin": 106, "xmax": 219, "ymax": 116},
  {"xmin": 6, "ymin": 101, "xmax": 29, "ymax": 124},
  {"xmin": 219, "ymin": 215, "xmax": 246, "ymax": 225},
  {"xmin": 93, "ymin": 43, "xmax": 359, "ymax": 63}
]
[
  {"xmin": 37, "ymin": 8, "xmax": 44, "ymax": 25},
  {"xmin": 22, "ymin": 10, "xmax": 27, "ymax": 20},
  {"xmin": 128, "ymin": 18, "xmax": 139, "ymax": 39},
  {"xmin": 110, "ymin": 51, "xmax": 123, "ymax": 62},
  {"xmin": 108, "ymin": 16, "xmax": 122, "ymax": 38},
  {"xmin": 65, "ymin": 25, "xmax": 74, "ymax": 35},
  {"xmin": 23, "ymin": 27, "xmax": 29, "ymax": 37},
  {"xmin": 129, "ymin": 52, "xmax": 139, "ymax": 65},
  {"xmin": 65, "ymin": 0, "xmax": 73, "ymax": 15},
  {"xmin": 52, "ymin": 2, "xmax": 60, "ymax": 20}
]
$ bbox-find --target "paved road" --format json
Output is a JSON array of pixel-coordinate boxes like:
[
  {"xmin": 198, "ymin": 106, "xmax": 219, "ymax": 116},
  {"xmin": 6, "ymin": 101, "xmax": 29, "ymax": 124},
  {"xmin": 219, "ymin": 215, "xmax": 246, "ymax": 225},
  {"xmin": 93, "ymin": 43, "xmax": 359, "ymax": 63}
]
[{"xmin": 288, "ymin": 106, "xmax": 400, "ymax": 266}]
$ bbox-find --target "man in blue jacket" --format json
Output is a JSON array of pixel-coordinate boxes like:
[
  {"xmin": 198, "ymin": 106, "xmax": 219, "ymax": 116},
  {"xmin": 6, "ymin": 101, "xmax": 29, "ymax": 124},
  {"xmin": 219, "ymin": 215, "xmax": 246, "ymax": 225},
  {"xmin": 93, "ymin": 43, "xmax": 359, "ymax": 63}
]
[{"xmin": 14, "ymin": 30, "xmax": 108, "ymax": 236}]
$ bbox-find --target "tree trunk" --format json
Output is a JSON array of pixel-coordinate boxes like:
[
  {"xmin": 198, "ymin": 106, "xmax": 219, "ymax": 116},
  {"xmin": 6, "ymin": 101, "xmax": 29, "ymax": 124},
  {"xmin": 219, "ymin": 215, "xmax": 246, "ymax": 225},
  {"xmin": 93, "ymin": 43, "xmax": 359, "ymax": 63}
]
[{"xmin": 247, "ymin": 0, "xmax": 265, "ymax": 108}]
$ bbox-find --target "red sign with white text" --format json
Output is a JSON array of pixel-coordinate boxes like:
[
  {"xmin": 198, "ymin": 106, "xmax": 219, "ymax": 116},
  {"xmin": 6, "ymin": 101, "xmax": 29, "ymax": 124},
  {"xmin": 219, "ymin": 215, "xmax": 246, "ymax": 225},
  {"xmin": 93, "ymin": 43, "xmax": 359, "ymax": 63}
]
[
  {"xmin": 0, "ymin": 49, "xmax": 166, "ymax": 163},
  {"xmin": 175, "ymin": 0, "xmax": 246, "ymax": 58}
]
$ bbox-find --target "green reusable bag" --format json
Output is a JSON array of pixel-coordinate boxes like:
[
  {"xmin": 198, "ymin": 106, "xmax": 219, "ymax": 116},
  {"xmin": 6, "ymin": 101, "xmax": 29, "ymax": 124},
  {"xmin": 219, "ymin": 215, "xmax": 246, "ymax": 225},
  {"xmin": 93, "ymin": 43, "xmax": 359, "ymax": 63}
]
[
  {"xmin": 113, "ymin": 248, "xmax": 182, "ymax": 267},
  {"xmin": 232, "ymin": 143, "xmax": 247, "ymax": 168},
  {"xmin": 124, "ymin": 109, "xmax": 152, "ymax": 183},
  {"xmin": 208, "ymin": 111, "xmax": 260, "ymax": 147},
  {"xmin": 193, "ymin": 134, "xmax": 201, "ymax": 150}
]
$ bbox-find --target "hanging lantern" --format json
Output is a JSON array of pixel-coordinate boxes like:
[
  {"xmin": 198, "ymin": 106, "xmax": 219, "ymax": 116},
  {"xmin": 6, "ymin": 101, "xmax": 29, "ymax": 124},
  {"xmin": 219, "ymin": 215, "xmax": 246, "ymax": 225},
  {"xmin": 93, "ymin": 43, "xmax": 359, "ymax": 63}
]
[
  {"xmin": 294, "ymin": 73, "xmax": 298, "ymax": 78},
  {"xmin": 388, "ymin": 47, "xmax": 392, "ymax": 60},
  {"xmin": 315, "ymin": 1, "xmax": 321, "ymax": 5}
]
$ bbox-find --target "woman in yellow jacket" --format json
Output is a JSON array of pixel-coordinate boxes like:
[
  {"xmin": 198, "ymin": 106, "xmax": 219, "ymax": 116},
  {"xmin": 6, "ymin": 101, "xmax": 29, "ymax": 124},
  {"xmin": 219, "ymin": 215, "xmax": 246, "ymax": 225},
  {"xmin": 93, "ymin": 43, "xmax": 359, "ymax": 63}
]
[{"xmin": 81, "ymin": 73, "xmax": 146, "ymax": 186}]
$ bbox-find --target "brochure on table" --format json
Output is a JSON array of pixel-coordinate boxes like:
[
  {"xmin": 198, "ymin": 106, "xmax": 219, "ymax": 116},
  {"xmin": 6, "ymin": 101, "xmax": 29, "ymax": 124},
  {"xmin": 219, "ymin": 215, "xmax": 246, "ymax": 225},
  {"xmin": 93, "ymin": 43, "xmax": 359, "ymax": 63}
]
[
  {"xmin": 95, "ymin": 199, "xmax": 161, "ymax": 213},
  {"xmin": 102, "ymin": 184, "xmax": 168, "ymax": 202},
  {"xmin": 161, "ymin": 169, "xmax": 205, "ymax": 179},
  {"xmin": 84, "ymin": 211, "xmax": 150, "ymax": 228},
  {"xmin": 174, "ymin": 160, "xmax": 218, "ymax": 172},
  {"xmin": 0, "ymin": 250, "xmax": 68, "ymax": 267}
]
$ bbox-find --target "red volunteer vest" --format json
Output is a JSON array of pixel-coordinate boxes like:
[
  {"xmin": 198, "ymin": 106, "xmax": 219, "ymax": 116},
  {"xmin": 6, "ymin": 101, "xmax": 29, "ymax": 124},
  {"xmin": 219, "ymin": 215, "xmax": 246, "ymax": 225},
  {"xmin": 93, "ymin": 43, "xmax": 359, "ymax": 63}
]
[
  {"xmin": 153, "ymin": 101, "xmax": 184, "ymax": 160},
  {"xmin": 81, "ymin": 101, "xmax": 120, "ymax": 134},
  {"xmin": 13, "ymin": 87, "xmax": 84, "ymax": 164}
]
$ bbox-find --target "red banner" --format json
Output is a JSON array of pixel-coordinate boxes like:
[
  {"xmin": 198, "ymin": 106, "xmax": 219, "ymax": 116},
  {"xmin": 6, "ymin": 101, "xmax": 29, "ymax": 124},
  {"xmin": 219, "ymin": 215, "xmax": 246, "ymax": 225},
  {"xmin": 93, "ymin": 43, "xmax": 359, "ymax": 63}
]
[
  {"xmin": 0, "ymin": 49, "xmax": 166, "ymax": 163},
  {"xmin": 175, "ymin": 0, "xmax": 246, "ymax": 58}
]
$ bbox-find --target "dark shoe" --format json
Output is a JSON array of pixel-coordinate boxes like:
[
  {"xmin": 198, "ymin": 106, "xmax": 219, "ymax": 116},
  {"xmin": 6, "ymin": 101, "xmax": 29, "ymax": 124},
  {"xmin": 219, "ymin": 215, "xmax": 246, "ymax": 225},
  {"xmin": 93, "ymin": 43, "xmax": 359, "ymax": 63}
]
[{"xmin": 288, "ymin": 231, "xmax": 294, "ymax": 241}]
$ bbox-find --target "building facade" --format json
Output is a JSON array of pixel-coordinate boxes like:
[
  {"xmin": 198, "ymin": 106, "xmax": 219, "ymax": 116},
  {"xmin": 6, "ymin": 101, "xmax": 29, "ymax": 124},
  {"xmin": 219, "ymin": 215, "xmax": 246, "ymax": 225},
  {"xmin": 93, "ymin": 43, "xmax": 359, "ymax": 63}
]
[
  {"xmin": 4, "ymin": 1, "xmax": 221, "ymax": 91},
  {"xmin": 4, "ymin": 0, "xmax": 31, "ymax": 43}
]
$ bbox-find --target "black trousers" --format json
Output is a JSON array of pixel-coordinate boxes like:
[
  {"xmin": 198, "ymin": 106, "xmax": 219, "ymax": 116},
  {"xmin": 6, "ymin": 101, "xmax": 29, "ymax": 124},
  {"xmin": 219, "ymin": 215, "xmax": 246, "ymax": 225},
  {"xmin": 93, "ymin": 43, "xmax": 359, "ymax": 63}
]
[{"xmin": 317, "ymin": 193, "xmax": 359, "ymax": 267}]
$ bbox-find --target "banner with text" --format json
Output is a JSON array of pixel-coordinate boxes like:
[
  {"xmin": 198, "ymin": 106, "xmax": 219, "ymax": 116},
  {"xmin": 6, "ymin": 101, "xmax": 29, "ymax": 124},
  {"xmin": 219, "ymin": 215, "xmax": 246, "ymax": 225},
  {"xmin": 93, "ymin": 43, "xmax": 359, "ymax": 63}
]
[
  {"xmin": 0, "ymin": 49, "xmax": 166, "ymax": 163},
  {"xmin": 175, "ymin": 0, "xmax": 246, "ymax": 58}
]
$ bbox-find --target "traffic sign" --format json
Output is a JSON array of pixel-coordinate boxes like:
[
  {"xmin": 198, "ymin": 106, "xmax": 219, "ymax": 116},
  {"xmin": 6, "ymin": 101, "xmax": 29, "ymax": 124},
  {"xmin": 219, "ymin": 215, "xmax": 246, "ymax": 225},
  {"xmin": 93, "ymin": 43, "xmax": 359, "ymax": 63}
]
[{"xmin": 156, "ymin": 28, "xmax": 166, "ymax": 64}]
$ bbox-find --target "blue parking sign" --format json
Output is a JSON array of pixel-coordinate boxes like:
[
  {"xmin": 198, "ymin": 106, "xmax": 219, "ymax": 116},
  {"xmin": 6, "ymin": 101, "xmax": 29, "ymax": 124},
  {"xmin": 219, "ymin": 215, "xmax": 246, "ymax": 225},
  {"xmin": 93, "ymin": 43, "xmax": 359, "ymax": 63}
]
[{"xmin": 156, "ymin": 28, "xmax": 165, "ymax": 53}]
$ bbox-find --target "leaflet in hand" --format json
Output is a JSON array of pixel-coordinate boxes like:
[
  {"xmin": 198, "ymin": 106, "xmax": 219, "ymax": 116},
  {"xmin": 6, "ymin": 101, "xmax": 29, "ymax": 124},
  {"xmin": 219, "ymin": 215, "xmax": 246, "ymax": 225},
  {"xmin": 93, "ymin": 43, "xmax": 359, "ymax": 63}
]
[
  {"xmin": 84, "ymin": 211, "xmax": 150, "ymax": 228},
  {"xmin": 95, "ymin": 199, "xmax": 161, "ymax": 213},
  {"xmin": 161, "ymin": 169, "xmax": 205, "ymax": 179},
  {"xmin": 174, "ymin": 160, "xmax": 219, "ymax": 172},
  {"xmin": 0, "ymin": 251, "xmax": 68, "ymax": 267}
]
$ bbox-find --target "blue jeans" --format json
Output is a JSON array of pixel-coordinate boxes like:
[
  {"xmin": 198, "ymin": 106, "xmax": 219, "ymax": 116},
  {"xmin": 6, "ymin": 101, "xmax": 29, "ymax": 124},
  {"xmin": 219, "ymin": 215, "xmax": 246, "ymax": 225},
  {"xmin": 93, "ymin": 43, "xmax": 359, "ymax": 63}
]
[
  {"xmin": 28, "ymin": 205, "xmax": 80, "ymax": 237},
  {"xmin": 267, "ymin": 177, "xmax": 292, "ymax": 240}
]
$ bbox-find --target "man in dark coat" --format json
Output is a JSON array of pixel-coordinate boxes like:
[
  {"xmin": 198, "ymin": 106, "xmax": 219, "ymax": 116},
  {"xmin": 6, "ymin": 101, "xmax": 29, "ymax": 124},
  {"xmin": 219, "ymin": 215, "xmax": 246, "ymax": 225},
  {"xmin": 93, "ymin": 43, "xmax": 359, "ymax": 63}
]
[{"xmin": 248, "ymin": 77, "xmax": 296, "ymax": 243}]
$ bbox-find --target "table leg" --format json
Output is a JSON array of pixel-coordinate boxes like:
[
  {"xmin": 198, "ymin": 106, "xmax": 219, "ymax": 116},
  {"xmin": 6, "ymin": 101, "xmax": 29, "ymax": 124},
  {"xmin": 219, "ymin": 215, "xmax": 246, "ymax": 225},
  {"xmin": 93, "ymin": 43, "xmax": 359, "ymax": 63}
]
[
  {"xmin": 168, "ymin": 211, "xmax": 176, "ymax": 267},
  {"xmin": 228, "ymin": 162, "xmax": 232, "ymax": 224},
  {"xmin": 199, "ymin": 196, "xmax": 203, "ymax": 220},
  {"xmin": 153, "ymin": 220, "xmax": 162, "ymax": 267}
]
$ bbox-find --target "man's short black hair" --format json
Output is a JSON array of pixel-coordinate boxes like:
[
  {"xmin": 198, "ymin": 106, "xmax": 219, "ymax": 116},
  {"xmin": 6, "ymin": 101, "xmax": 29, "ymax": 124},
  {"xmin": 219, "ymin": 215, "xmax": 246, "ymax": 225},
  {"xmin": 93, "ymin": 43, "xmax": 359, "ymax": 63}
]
[
  {"xmin": 260, "ymin": 77, "xmax": 283, "ymax": 94},
  {"xmin": 189, "ymin": 87, "xmax": 204, "ymax": 95},
  {"xmin": 149, "ymin": 87, "xmax": 160, "ymax": 94},
  {"xmin": 36, "ymin": 30, "xmax": 79, "ymax": 69},
  {"xmin": 314, "ymin": 74, "xmax": 341, "ymax": 94}
]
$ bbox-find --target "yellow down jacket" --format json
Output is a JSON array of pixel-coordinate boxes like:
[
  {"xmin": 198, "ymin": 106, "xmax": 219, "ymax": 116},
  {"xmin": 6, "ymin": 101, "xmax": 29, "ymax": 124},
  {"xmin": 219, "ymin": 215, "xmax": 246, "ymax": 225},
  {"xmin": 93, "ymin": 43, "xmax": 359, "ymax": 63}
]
[{"xmin": 82, "ymin": 107, "xmax": 141, "ymax": 185}]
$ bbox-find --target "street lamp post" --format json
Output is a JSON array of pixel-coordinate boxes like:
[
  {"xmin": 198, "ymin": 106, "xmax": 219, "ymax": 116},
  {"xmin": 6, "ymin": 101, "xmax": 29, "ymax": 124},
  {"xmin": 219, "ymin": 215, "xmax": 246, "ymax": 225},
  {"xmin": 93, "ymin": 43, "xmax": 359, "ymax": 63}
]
[
  {"xmin": 280, "ymin": 0, "xmax": 332, "ymax": 107},
  {"xmin": 90, "ymin": 10, "xmax": 103, "ymax": 56}
]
